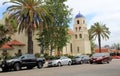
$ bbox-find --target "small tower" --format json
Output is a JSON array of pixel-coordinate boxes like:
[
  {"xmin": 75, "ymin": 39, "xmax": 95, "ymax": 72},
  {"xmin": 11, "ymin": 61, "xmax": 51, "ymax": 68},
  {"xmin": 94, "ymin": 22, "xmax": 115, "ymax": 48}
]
[{"xmin": 73, "ymin": 12, "xmax": 91, "ymax": 55}]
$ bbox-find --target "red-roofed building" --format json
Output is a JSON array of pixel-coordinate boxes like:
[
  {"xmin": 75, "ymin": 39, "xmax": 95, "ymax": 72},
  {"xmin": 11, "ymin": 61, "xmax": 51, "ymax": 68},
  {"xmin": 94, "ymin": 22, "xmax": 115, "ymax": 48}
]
[
  {"xmin": 0, "ymin": 43, "xmax": 13, "ymax": 50},
  {"xmin": 94, "ymin": 48, "xmax": 109, "ymax": 53},
  {"xmin": 0, "ymin": 40, "xmax": 26, "ymax": 56},
  {"xmin": 7, "ymin": 40, "xmax": 25, "ymax": 46}
]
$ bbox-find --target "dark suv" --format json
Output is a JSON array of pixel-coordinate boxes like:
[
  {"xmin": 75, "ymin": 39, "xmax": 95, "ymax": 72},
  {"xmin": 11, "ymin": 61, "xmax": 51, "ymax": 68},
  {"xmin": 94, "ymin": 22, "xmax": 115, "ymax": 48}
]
[
  {"xmin": 90, "ymin": 53, "xmax": 112, "ymax": 64},
  {"xmin": 0, "ymin": 54, "xmax": 45, "ymax": 72}
]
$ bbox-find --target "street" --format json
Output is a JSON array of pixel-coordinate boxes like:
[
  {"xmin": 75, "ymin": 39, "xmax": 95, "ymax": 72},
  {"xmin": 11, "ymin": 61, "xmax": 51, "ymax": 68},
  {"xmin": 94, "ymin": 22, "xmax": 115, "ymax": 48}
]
[{"xmin": 0, "ymin": 59, "xmax": 120, "ymax": 76}]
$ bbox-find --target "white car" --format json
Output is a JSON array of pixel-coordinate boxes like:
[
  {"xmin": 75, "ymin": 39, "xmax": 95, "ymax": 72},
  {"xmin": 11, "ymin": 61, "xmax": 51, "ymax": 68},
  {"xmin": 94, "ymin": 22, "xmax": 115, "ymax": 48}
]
[{"xmin": 48, "ymin": 56, "xmax": 72, "ymax": 67}]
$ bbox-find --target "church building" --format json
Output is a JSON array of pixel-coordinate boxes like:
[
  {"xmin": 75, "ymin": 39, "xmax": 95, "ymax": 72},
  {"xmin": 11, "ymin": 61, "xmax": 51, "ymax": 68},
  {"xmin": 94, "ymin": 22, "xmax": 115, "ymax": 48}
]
[
  {"xmin": 0, "ymin": 12, "xmax": 91, "ymax": 56},
  {"xmin": 62, "ymin": 13, "xmax": 91, "ymax": 55}
]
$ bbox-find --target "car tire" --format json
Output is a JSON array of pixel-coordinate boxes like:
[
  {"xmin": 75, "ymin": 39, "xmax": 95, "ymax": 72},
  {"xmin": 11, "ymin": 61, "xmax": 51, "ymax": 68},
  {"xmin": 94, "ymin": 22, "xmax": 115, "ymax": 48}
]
[
  {"xmin": 37, "ymin": 62, "xmax": 43, "ymax": 69},
  {"xmin": 68, "ymin": 61, "xmax": 72, "ymax": 66},
  {"xmin": 101, "ymin": 60, "xmax": 105, "ymax": 64},
  {"xmin": 14, "ymin": 63, "xmax": 21, "ymax": 71},
  {"xmin": 57, "ymin": 62, "xmax": 61, "ymax": 67}
]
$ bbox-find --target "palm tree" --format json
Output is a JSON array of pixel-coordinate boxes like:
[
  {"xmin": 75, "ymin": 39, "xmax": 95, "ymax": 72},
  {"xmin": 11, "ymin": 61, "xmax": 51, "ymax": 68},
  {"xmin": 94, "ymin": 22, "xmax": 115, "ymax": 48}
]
[
  {"xmin": 89, "ymin": 22, "xmax": 110, "ymax": 53},
  {"xmin": 4, "ymin": 0, "xmax": 53, "ymax": 54}
]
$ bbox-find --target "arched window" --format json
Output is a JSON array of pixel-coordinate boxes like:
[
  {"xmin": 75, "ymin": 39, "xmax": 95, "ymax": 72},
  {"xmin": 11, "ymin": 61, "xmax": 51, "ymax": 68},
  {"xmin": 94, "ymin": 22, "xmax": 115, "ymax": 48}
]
[
  {"xmin": 76, "ymin": 27, "xmax": 77, "ymax": 32},
  {"xmin": 79, "ymin": 34, "xmax": 82, "ymax": 38},
  {"xmin": 70, "ymin": 43, "xmax": 73, "ymax": 53},
  {"xmin": 77, "ymin": 20, "xmax": 79, "ymax": 24},
  {"xmin": 83, "ymin": 20, "xmax": 85, "ymax": 24},
  {"xmin": 75, "ymin": 34, "xmax": 77, "ymax": 39},
  {"xmin": 77, "ymin": 47, "xmax": 79, "ymax": 53},
  {"xmin": 79, "ymin": 27, "xmax": 81, "ymax": 31}
]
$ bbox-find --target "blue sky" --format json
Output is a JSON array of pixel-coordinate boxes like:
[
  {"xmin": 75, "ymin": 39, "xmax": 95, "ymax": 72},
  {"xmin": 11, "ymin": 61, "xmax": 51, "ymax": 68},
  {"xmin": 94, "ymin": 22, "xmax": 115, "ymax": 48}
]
[{"xmin": 0, "ymin": 0, "xmax": 120, "ymax": 46}]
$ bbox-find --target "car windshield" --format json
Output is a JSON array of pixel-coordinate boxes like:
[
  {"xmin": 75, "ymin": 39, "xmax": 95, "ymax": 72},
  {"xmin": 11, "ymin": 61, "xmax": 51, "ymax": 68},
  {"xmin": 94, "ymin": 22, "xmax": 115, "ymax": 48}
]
[
  {"xmin": 73, "ymin": 56, "xmax": 79, "ymax": 58},
  {"xmin": 92, "ymin": 53, "xmax": 103, "ymax": 57}
]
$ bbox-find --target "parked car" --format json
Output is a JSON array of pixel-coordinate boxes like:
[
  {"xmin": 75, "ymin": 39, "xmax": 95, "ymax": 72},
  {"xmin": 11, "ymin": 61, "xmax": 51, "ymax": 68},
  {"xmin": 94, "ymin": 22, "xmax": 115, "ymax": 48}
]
[
  {"xmin": 48, "ymin": 56, "xmax": 72, "ymax": 67},
  {"xmin": 90, "ymin": 53, "xmax": 112, "ymax": 64},
  {"xmin": 0, "ymin": 54, "xmax": 45, "ymax": 72},
  {"xmin": 72, "ymin": 55, "xmax": 90, "ymax": 64}
]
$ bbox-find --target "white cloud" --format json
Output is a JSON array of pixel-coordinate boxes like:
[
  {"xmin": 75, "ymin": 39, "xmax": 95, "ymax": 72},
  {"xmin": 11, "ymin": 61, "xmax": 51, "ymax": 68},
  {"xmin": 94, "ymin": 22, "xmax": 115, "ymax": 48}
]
[
  {"xmin": 66, "ymin": 0, "xmax": 120, "ymax": 46},
  {"xmin": 0, "ymin": 0, "xmax": 9, "ymax": 7}
]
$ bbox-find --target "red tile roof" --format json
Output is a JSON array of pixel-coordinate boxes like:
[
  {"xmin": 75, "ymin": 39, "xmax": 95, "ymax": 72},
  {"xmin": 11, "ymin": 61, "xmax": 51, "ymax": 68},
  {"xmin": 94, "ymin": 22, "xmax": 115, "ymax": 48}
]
[
  {"xmin": 94, "ymin": 48, "xmax": 109, "ymax": 53},
  {"xmin": 7, "ymin": 40, "xmax": 25, "ymax": 46},
  {"xmin": 68, "ymin": 29, "xmax": 74, "ymax": 35},
  {"xmin": 0, "ymin": 43, "xmax": 13, "ymax": 50}
]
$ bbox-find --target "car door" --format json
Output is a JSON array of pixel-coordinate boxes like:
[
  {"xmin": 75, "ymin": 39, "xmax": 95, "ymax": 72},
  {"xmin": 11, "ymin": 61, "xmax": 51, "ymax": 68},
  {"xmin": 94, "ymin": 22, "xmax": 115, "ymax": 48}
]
[
  {"xmin": 62, "ymin": 56, "xmax": 70, "ymax": 65},
  {"xmin": 21, "ymin": 54, "xmax": 30, "ymax": 66}
]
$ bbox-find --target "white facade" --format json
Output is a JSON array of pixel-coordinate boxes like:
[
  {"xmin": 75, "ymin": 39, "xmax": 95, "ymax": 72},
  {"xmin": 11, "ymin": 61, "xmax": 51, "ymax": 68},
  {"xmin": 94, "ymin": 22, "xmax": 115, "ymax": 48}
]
[{"xmin": 62, "ymin": 13, "xmax": 91, "ymax": 56}]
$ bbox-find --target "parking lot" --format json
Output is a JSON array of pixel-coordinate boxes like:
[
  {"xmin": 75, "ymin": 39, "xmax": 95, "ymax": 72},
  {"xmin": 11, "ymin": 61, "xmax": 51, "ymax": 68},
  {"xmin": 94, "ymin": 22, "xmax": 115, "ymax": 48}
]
[{"xmin": 0, "ymin": 59, "xmax": 120, "ymax": 76}]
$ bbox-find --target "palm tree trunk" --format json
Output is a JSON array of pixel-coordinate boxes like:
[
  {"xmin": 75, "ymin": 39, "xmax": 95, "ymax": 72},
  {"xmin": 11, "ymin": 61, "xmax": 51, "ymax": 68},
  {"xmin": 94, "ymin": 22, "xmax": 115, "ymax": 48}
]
[
  {"xmin": 98, "ymin": 34, "xmax": 101, "ymax": 53},
  {"xmin": 28, "ymin": 26, "xmax": 33, "ymax": 54}
]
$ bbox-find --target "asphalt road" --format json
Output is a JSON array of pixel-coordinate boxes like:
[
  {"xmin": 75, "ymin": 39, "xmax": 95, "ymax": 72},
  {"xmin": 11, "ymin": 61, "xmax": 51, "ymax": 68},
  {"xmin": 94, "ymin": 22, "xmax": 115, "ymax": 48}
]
[{"xmin": 0, "ymin": 59, "xmax": 120, "ymax": 76}]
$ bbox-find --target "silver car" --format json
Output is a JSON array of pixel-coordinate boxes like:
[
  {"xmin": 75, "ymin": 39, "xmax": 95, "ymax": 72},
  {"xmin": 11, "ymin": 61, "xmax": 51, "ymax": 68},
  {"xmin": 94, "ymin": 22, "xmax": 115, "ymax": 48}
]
[
  {"xmin": 72, "ymin": 55, "xmax": 90, "ymax": 64},
  {"xmin": 48, "ymin": 56, "xmax": 72, "ymax": 67}
]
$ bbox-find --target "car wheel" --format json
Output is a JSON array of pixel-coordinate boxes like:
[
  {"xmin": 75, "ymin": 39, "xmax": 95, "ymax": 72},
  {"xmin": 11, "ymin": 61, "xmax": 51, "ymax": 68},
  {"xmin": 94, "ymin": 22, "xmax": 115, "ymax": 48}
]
[
  {"xmin": 68, "ymin": 61, "xmax": 72, "ymax": 66},
  {"xmin": 14, "ymin": 63, "xmax": 21, "ymax": 71},
  {"xmin": 80, "ymin": 61, "xmax": 83, "ymax": 64},
  {"xmin": 101, "ymin": 60, "xmax": 105, "ymax": 64},
  {"xmin": 57, "ymin": 62, "xmax": 61, "ymax": 67},
  {"xmin": 37, "ymin": 62, "xmax": 43, "ymax": 69},
  {"xmin": 90, "ymin": 61, "xmax": 93, "ymax": 64}
]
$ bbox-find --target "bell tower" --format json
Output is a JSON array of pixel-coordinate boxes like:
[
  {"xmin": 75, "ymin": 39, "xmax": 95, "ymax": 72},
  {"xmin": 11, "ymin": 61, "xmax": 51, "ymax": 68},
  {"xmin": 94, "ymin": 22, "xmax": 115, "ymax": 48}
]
[{"xmin": 73, "ymin": 12, "xmax": 91, "ymax": 55}]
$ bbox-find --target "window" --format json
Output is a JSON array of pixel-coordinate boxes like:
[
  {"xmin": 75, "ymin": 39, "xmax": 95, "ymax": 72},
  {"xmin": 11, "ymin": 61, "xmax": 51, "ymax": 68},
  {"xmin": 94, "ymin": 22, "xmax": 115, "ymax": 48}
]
[
  {"xmin": 70, "ymin": 43, "xmax": 73, "ymax": 53},
  {"xmin": 75, "ymin": 34, "xmax": 77, "ymax": 39},
  {"xmin": 79, "ymin": 34, "xmax": 82, "ymax": 38},
  {"xmin": 83, "ymin": 20, "xmax": 85, "ymax": 24},
  {"xmin": 76, "ymin": 27, "xmax": 77, "ymax": 32},
  {"xmin": 77, "ymin": 20, "xmax": 79, "ymax": 24},
  {"xmin": 79, "ymin": 27, "xmax": 81, "ymax": 31},
  {"xmin": 77, "ymin": 47, "xmax": 80, "ymax": 53}
]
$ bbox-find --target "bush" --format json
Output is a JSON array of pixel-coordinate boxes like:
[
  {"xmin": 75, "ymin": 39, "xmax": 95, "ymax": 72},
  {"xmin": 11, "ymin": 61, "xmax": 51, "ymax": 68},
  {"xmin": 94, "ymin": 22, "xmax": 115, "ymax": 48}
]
[
  {"xmin": 63, "ymin": 54, "xmax": 73, "ymax": 59},
  {"xmin": 35, "ymin": 53, "xmax": 41, "ymax": 58}
]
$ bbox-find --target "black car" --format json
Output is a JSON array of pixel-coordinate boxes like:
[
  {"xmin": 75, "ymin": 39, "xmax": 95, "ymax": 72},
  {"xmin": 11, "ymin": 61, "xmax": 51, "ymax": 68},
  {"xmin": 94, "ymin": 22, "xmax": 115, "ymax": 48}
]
[
  {"xmin": 72, "ymin": 55, "xmax": 90, "ymax": 64},
  {"xmin": 0, "ymin": 54, "xmax": 45, "ymax": 72}
]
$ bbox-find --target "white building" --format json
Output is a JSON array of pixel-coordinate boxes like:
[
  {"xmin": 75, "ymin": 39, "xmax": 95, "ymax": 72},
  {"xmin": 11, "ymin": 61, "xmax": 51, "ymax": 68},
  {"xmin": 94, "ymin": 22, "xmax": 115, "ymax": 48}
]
[{"xmin": 62, "ymin": 13, "xmax": 91, "ymax": 56}]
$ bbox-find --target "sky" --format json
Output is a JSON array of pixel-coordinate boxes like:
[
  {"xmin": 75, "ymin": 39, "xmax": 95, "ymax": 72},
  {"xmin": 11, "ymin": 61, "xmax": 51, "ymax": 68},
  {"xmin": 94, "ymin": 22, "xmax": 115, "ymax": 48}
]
[{"xmin": 0, "ymin": 0, "xmax": 120, "ymax": 47}]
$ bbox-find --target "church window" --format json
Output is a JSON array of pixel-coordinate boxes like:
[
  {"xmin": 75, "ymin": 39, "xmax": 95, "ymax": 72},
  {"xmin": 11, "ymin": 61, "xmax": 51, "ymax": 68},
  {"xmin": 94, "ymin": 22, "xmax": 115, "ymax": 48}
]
[
  {"xmin": 70, "ymin": 43, "xmax": 73, "ymax": 53},
  {"xmin": 76, "ymin": 27, "xmax": 77, "ymax": 32},
  {"xmin": 77, "ymin": 47, "xmax": 80, "ymax": 53},
  {"xmin": 77, "ymin": 20, "xmax": 79, "ymax": 24},
  {"xmin": 75, "ymin": 34, "xmax": 77, "ymax": 39},
  {"xmin": 83, "ymin": 20, "xmax": 85, "ymax": 24},
  {"xmin": 79, "ymin": 34, "xmax": 82, "ymax": 38},
  {"xmin": 79, "ymin": 27, "xmax": 81, "ymax": 31}
]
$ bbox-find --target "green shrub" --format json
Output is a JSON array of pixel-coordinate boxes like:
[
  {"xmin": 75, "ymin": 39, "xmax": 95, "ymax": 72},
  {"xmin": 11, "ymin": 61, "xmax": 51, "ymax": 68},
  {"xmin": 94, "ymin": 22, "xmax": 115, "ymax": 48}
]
[{"xmin": 35, "ymin": 53, "xmax": 41, "ymax": 58}]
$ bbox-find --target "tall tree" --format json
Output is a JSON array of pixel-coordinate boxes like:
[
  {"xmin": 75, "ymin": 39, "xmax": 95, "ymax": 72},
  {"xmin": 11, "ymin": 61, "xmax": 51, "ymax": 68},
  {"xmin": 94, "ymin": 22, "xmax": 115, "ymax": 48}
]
[
  {"xmin": 89, "ymin": 22, "xmax": 110, "ymax": 52},
  {"xmin": 4, "ymin": 0, "xmax": 53, "ymax": 54},
  {"xmin": 36, "ymin": 0, "xmax": 72, "ymax": 55}
]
